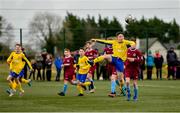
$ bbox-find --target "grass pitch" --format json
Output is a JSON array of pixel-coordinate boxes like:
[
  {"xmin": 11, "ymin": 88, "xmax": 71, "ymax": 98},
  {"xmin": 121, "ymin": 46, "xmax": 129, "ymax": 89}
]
[{"xmin": 0, "ymin": 63, "xmax": 180, "ymax": 112}]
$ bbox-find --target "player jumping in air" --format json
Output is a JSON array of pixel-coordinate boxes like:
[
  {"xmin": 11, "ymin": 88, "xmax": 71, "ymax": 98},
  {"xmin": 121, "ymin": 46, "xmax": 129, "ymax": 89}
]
[{"xmin": 90, "ymin": 32, "xmax": 135, "ymax": 97}]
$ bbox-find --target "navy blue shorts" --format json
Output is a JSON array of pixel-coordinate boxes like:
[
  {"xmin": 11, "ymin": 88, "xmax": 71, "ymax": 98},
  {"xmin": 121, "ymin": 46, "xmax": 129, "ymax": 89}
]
[
  {"xmin": 77, "ymin": 74, "xmax": 87, "ymax": 83},
  {"xmin": 10, "ymin": 70, "xmax": 24, "ymax": 78},
  {"xmin": 111, "ymin": 56, "xmax": 124, "ymax": 72}
]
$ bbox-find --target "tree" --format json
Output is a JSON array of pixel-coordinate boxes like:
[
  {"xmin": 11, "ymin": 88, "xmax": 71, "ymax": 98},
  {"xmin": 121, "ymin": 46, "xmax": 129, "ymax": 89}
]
[
  {"xmin": 29, "ymin": 12, "xmax": 62, "ymax": 54},
  {"xmin": 0, "ymin": 15, "xmax": 14, "ymax": 48},
  {"xmin": 62, "ymin": 12, "xmax": 86, "ymax": 51},
  {"xmin": 125, "ymin": 16, "xmax": 180, "ymax": 43}
]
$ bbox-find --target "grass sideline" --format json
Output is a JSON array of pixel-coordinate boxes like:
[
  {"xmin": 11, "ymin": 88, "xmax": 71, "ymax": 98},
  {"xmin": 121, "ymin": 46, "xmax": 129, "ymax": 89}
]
[{"xmin": 0, "ymin": 63, "xmax": 180, "ymax": 112}]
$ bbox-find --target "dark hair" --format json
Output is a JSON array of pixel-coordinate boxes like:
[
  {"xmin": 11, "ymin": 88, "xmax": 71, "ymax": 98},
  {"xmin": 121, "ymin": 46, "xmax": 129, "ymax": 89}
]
[
  {"xmin": 15, "ymin": 43, "xmax": 21, "ymax": 47},
  {"xmin": 116, "ymin": 32, "xmax": 123, "ymax": 37},
  {"xmin": 79, "ymin": 47, "xmax": 85, "ymax": 51}
]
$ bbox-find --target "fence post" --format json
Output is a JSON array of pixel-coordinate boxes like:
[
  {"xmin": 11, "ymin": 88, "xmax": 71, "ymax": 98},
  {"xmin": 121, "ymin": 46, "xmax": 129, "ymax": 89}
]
[{"xmin": 20, "ymin": 28, "xmax": 22, "ymax": 46}]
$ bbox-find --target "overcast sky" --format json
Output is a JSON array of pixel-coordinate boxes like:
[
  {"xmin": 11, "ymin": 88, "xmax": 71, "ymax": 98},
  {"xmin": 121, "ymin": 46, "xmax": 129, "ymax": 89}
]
[{"xmin": 0, "ymin": 0, "xmax": 180, "ymax": 44}]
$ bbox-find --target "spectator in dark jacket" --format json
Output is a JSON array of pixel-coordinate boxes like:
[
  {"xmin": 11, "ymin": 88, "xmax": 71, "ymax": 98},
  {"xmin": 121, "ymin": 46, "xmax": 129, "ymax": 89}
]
[
  {"xmin": 41, "ymin": 49, "xmax": 48, "ymax": 80},
  {"xmin": 35, "ymin": 53, "xmax": 43, "ymax": 80},
  {"xmin": 154, "ymin": 50, "xmax": 164, "ymax": 80},
  {"xmin": 46, "ymin": 54, "xmax": 53, "ymax": 81},
  {"xmin": 166, "ymin": 47, "xmax": 177, "ymax": 80}
]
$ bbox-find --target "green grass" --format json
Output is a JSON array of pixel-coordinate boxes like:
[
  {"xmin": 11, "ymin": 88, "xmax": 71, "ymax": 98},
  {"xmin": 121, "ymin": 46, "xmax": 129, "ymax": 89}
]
[{"xmin": 0, "ymin": 63, "xmax": 180, "ymax": 112}]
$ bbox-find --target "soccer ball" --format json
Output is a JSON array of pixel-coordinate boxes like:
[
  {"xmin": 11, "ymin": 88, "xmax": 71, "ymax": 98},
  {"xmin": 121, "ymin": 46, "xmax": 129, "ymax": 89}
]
[{"xmin": 125, "ymin": 14, "xmax": 134, "ymax": 24}]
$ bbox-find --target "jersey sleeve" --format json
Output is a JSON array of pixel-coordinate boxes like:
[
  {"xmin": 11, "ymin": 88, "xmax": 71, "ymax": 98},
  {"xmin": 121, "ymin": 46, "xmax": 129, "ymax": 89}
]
[
  {"xmin": 94, "ymin": 39, "xmax": 114, "ymax": 45},
  {"xmin": 7, "ymin": 52, "xmax": 14, "ymax": 64},
  {"xmin": 22, "ymin": 54, "xmax": 33, "ymax": 70},
  {"xmin": 124, "ymin": 40, "xmax": 135, "ymax": 46}
]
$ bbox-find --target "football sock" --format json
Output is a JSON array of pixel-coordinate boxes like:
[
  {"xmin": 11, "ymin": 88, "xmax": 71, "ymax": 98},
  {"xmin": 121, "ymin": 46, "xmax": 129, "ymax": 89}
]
[
  {"xmin": 9, "ymin": 81, "xmax": 17, "ymax": 91},
  {"xmin": 133, "ymin": 84, "xmax": 138, "ymax": 99},
  {"xmin": 63, "ymin": 84, "xmax": 68, "ymax": 94},
  {"xmin": 127, "ymin": 84, "xmax": 130, "ymax": 94},
  {"xmin": 77, "ymin": 85, "xmax": 83, "ymax": 94},
  {"xmin": 21, "ymin": 78, "xmax": 29, "ymax": 84},
  {"xmin": 111, "ymin": 80, "xmax": 116, "ymax": 93},
  {"xmin": 17, "ymin": 83, "xmax": 24, "ymax": 92},
  {"xmin": 127, "ymin": 83, "xmax": 131, "ymax": 100},
  {"xmin": 94, "ymin": 56, "xmax": 104, "ymax": 64},
  {"xmin": 83, "ymin": 81, "xmax": 91, "ymax": 86}
]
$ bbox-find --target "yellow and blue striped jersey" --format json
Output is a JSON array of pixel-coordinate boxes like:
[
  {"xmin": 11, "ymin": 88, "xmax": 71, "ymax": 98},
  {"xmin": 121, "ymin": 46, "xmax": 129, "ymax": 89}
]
[
  {"xmin": 95, "ymin": 39, "xmax": 135, "ymax": 61},
  {"xmin": 7, "ymin": 51, "xmax": 33, "ymax": 74}
]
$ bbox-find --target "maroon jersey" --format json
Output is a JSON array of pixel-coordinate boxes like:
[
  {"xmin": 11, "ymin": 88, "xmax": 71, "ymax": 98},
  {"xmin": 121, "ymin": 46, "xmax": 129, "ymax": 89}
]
[
  {"xmin": 85, "ymin": 49, "xmax": 98, "ymax": 60},
  {"xmin": 63, "ymin": 56, "xmax": 75, "ymax": 76},
  {"xmin": 125, "ymin": 48, "xmax": 142, "ymax": 80},
  {"xmin": 104, "ymin": 47, "xmax": 113, "ymax": 55},
  {"xmin": 125, "ymin": 48, "xmax": 142, "ymax": 68}
]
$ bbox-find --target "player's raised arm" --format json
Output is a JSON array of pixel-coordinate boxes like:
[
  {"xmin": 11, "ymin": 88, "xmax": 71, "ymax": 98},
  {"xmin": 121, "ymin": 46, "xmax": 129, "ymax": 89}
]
[{"xmin": 91, "ymin": 39, "xmax": 113, "ymax": 45}]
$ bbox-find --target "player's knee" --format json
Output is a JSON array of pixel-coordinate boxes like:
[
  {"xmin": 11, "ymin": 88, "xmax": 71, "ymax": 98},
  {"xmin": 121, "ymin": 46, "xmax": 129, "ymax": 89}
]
[{"xmin": 111, "ymin": 76, "xmax": 116, "ymax": 81}]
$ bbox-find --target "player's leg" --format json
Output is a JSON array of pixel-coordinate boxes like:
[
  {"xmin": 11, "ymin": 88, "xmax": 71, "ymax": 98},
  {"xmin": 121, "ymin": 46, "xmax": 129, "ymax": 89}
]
[
  {"xmin": 6, "ymin": 73, "xmax": 17, "ymax": 96},
  {"xmin": 58, "ymin": 80, "xmax": 68, "ymax": 96},
  {"xmin": 126, "ymin": 77, "xmax": 131, "ymax": 101},
  {"xmin": 133, "ymin": 79, "xmax": 138, "ymax": 101},
  {"xmin": 115, "ymin": 58, "xmax": 126, "ymax": 96},
  {"xmin": 76, "ymin": 74, "xmax": 84, "ymax": 96},
  {"xmin": 93, "ymin": 54, "xmax": 112, "ymax": 64},
  {"xmin": 87, "ymin": 67, "xmax": 95, "ymax": 93},
  {"xmin": 133, "ymin": 69, "xmax": 139, "ymax": 101},
  {"xmin": 21, "ymin": 77, "xmax": 32, "ymax": 87},
  {"xmin": 17, "ymin": 71, "xmax": 25, "ymax": 96},
  {"xmin": 77, "ymin": 74, "xmax": 88, "ymax": 96},
  {"xmin": 108, "ymin": 74, "xmax": 117, "ymax": 97}
]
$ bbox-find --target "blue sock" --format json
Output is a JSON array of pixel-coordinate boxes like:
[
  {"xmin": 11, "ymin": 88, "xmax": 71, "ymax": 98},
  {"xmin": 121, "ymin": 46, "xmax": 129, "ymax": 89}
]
[
  {"xmin": 127, "ymin": 85, "xmax": 130, "ymax": 95},
  {"xmin": 127, "ymin": 84, "xmax": 131, "ymax": 100},
  {"xmin": 63, "ymin": 84, "xmax": 68, "ymax": 94},
  {"xmin": 111, "ymin": 81, "xmax": 116, "ymax": 93},
  {"xmin": 133, "ymin": 85, "xmax": 138, "ymax": 99}
]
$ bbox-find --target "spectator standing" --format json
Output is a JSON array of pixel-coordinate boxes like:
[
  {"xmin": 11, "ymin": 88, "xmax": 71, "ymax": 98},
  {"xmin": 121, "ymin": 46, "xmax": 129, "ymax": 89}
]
[
  {"xmin": 139, "ymin": 52, "xmax": 145, "ymax": 80},
  {"xmin": 166, "ymin": 47, "xmax": 177, "ymax": 80},
  {"xmin": 35, "ymin": 53, "xmax": 43, "ymax": 80},
  {"xmin": 54, "ymin": 55, "xmax": 63, "ymax": 81},
  {"xmin": 146, "ymin": 50, "xmax": 154, "ymax": 80},
  {"xmin": 41, "ymin": 49, "xmax": 48, "ymax": 81},
  {"xmin": 46, "ymin": 54, "xmax": 53, "ymax": 81},
  {"xmin": 154, "ymin": 50, "xmax": 164, "ymax": 80}
]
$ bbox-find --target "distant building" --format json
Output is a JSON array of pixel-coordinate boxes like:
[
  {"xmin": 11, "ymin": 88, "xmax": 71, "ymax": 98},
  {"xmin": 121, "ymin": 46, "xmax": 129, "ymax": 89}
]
[{"xmin": 137, "ymin": 38, "xmax": 180, "ymax": 63}]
